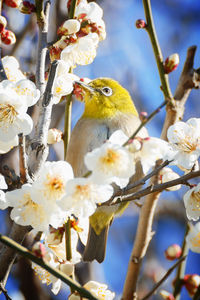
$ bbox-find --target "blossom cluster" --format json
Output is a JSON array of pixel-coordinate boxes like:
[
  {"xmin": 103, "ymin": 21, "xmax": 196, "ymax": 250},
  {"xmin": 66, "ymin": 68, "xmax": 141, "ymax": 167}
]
[
  {"xmin": 0, "ymin": 56, "xmax": 40, "ymax": 154},
  {"xmin": 50, "ymin": 0, "xmax": 106, "ymax": 67},
  {"xmin": 0, "ymin": 15, "xmax": 16, "ymax": 45}
]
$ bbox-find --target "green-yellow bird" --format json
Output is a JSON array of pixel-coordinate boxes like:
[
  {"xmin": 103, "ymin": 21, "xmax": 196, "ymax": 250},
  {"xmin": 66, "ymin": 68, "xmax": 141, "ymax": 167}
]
[{"xmin": 66, "ymin": 78, "xmax": 148, "ymax": 262}]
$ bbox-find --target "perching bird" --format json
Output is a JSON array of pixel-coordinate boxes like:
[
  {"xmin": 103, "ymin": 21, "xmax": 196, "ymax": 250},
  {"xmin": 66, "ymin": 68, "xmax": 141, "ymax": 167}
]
[{"xmin": 66, "ymin": 78, "xmax": 148, "ymax": 262}]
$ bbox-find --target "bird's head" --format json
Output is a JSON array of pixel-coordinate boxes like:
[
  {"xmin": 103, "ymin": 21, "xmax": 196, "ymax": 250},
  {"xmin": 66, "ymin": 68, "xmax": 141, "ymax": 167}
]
[{"xmin": 75, "ymin": 78, "xmax": 138, "ymax": 119}]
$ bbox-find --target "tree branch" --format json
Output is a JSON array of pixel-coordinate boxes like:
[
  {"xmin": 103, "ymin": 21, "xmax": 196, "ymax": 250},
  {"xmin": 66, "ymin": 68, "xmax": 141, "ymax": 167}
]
[
  {"xmin": 140, "ymin": 256, "xmax": 186, "ymax": 300},
  {"xmin": 0, "ymin": 234, "xmax": 98, "ymax": 300}
]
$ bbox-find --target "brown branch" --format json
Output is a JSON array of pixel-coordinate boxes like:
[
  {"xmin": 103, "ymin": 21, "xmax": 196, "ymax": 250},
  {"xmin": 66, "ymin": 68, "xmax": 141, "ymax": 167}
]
[
  {"xmin": 140, "ymin": 256, "xmax": 186, "ymax": 300},
  {"xmin": 107, "ymin": 169, "xmax": 200, "ymax": 206},
  {"xmin": 18, "ymin": 134, "xmax": 29, "ymax": 184}
]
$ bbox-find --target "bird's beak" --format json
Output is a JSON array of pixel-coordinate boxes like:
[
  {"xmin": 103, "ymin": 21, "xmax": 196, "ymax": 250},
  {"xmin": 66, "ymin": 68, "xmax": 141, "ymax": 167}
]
[{"xmin": 74, "ymin": 81, "xmax": 96, "ymax": 94}]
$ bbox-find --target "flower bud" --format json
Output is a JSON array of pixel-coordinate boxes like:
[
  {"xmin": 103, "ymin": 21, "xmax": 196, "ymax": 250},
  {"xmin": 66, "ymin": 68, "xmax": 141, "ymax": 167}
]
[
  {"xmin": 0, "ymin": 16, "xmax": 7, "ymax": 33},
  {"xmin": 4, "ymin": 0, "xmax": 21, "ymax": 8},
  {"xmin": 135, "ymin": 19, "xmax": 146, "ymax": 29},
  {"xmin": 58, "ymin": 19, "xmax": 80, "ymax": 36},
  {"xmin": 139, "ymin": 111, "xmax": 148, "ymax": 122},
  {"xmin": 32, "ymin": 242, "xmax": 46, "ymax": 258},
  {"xmin": 1, "ymin": 29, "xmax": 16, "ymax": 45},
  {"xmin": 159, "ymin": 167, "xmax": 181, "ymax": 191},
  {"xmin": 160, "ymin": 290, "xmax": 175, "ymax": 300},
  {"xmin": 19, "ymin": 1, "xmax": 36, "ymax": 14},
  {"xmin": 164, "ymin": 53, "xmax": 179, "ymax": 74},
  {"xmin": 164, "ymin": 244, "xmax": 182, "ymax": 260},
  {"xmin": 60, "ymin": 262, "xmax": 74, "ymax": 276},
  {"xmin": 127, "ymin": 139, "xmax": 142, "ymax": 153},
  {"xmin": 47, "ymin": 128, "xmax": 63, "ymax": 144},
  {"xmin": 184, "ymin": 274, "xmax": 200, "ymax": 296}
]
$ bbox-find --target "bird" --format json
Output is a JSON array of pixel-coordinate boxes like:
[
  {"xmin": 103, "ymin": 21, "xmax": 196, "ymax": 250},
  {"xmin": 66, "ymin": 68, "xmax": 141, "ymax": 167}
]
[{"xmin": 66, "ymin": 78, "xmax": 148, "ymax": 263}]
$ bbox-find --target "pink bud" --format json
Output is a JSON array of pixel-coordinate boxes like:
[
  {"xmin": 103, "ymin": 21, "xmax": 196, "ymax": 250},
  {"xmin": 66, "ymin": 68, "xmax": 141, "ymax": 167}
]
[
  {"xmin": 160, "ymin": 290, "xmax": 175, "ymax": 300},
  {"xmin": 19, "ymin": 1, "xmax": 36, "ymax": 14},
  {"xmin": 139, "ymin": 111, "xmax": 148, "ymax": 122},
  {"xmin": 165, "ymin": 244, "xmax": 182, "ymax": 260},
  {"xmin": 4, "ymin": 0, "xmax": 21, "ymax": 8},
  {"xmin": 184, "ymin": 274, "xmax": 200, "ymax": 296},
  {"xmin": 135, "ymin": 19, "xmax": 146, "ymax": 29},
  {"xmin": 0, "ymin": 16, "xmax": 7, "ymax": 33},
  {"xmin": 1, "ymin": 29, "xmax": 16, "ymax": 45},
  {"xmin": 32, "ymin": 242, "xmax": 46, "ymax": 258},
  {"xmin": 164, "ymin": 53, "xmax": 179, "ymax": 74}
]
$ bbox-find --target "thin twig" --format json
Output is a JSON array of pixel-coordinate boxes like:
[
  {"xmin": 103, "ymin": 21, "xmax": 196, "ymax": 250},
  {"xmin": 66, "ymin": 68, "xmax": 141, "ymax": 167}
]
[
  {"xmin": 124, "ymin": 100, "xmax": 167, "ymax": 146},
  {"xmin": 0, "ymin": 283, "xmax": 12, "ymax": 300},
  {"xmin": 0, "ymin": 48, "xmax": 7, "ymax": 81},
  {"xmin": 140, "ymin": 256, "xmax": 186, "ymax": 300},
  {"xmin": 64, "ymin": 0, "xmax": 78, "ymax": 157},
  {"xmin": 143, "ymin": 0, "xmax": 173, "ymax": 101},
  {"xmin": 110, "ymin": 160, "xmax": 171, "ymax": 201},
  {"xmin": 18, "ymin": 134, "xmax": 29, "ymax": 184},
  {"xmin": 105, "ymin": 169, "xmax": 200, "ymax": 207},
  {"xmin": 173, "ymin": 225, "xmax": 190, "ymax": 300},
  {"xmin": 65, "ymin": 218, "xmax": 72, "ymax": 261},
  {"xmin": 0, "ymin": 234, "xmax": 98, "ymax": 300}
]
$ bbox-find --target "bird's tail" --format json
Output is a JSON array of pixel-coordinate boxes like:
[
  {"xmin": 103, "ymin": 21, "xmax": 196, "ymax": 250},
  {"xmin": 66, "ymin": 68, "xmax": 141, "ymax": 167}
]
[{"xmin": 83, "ymin": 224, "xmax": 109, "ymax": 263}]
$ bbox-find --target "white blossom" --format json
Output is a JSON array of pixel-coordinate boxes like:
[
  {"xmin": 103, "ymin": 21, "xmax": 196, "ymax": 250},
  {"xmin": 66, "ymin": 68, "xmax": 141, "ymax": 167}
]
[
  {"xmin": 159, "ymin": 167, "xmax": 181, "ymax": 191},
  {"xmin": 5, "ymin": 184, "xmax": 66, "ymax": 231},
  {"xmin": 85, "ymin": 139, "xmax": 135, "ymax": 188},
  {"xmin": 167, "ymin": 118, "xmax": 200, "ymax": 169},
  {"xmin": 0, "ymin": 79, "xmax": 40, "ymax": 142},
  {"xmin": 32, "ymin": 252, "xmax": 61, "ymax": 295},
  {"xmin": 52, "ymin": 60, "xmax": 79, "ymax": 104},
  {"xmin": 137, "ymin": 137, "xmax": 175, "ymax": 174},
  {"xmin": 58, "ymin": 178, "xmax": 113, "ymax": 218},
  {"xmin": 186, "ymin": 223, "xmax": 200, "ymax": 253},
  {"xmin": 61, "ymin": 33, "xmax": 99, "ymax": 67},
  {"xmin": 69, "ymin": 280, "xmax": 115, "ymax": 300},
  {"xmin": 2, "ymin": 56, "xmax": 25, "ymax": 82},
  {"xmin": 31, "ymin": 161, "xmax": 74, "ymax": 208},
  {"xmin": 46, "ymin": 227, "xmax": 81, "ymax": 263},
  {"xmin": 0, "ymin": 136, "xmax": 18, "ymax": 154},
  {"xmin": 183, "ymin": 183, "xmax": 200, "ymax": 221}
]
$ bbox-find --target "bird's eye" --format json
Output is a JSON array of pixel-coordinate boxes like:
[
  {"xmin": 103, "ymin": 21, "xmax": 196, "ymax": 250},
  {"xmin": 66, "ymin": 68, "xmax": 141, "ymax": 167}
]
[{"xmin": 101, "ymin": 86, "xmax": 113, "ymax": 96}]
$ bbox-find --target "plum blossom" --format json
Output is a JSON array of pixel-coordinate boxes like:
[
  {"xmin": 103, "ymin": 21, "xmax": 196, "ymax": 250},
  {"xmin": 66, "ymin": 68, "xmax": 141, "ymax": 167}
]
[
  {"xmin": 0, "ymin": 79, "xmax": 40, "ymax": 142},
  {"xmin": 183, "ymin": 183, "xmax": 200, "ymax": 221},
  {"xmin": 0, "ymin": 136, "xmax": 18, "ymax": 154},
  {"xmin": 84, "ymin": 132, "xmax": 135, "ymax": 188},
  {"xmin": 61, "ymin": 32, "xmax": 99, "ymax": 67},
  {"xmin": 31, "ymin": 161, "xmax": 74, "ymax": 208},
  {"xmin": 186, "ymin": 223, "xmax": 200, "ymax": 253},
  {"xmin": 2, "ymin": 56, "xmax": 25, "ymax": 82},
  {"xmin": 69, "ymin": 280, "xmax": 115, "ymax": 300},
  {"xmin": 159, "ymin": 167, "xmax": 181, "ymax": 191},
  {"xmin": 58, "ymin": 178, "xmax": 113, "ymax": 218},
  {"xmin": 32, "ymin": 252, "xmax": 61, "ymax": 295},
  {"xmin": 52, "ymin": 60, "xmax": 79, "ymax": 104},
  {"xmin": 167, "ymin": 118, "xmax": 200, "ymax": 169},
  {"xmin": 5, "ymin": 184, "xmax": 65, "ymax": 231}
]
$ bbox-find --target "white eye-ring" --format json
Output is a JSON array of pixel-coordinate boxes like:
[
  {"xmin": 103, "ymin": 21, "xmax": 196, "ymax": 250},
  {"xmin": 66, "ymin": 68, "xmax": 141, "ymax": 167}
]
[{"xmin": 101, "ymin": 86, "xmax": 113, "ymax": 96}]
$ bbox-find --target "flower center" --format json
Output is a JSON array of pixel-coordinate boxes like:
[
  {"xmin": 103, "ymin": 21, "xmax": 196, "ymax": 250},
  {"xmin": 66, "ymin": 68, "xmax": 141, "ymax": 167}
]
[
  {"xmin": 100, "ymin": 149, "xmax": 120, "ymax": 166},
  {"xmin": 45, "ymin": 175, "xmax": 65, "ymax": 200},
  {"xmin": 75, "ymin": 184, "xmax": 90, "ymax": 197},
  {"xmin": 190, "ymin": 232, "xmax": 200, "ymax": 248},
  {"xmin": 0, "ymin": 103, "xmax": 18, "ymax": 125},
  {"xmin": 176, "ymin": 136, "xmax": 199, "ymax": 153}
]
